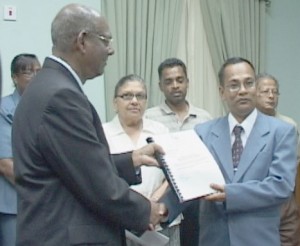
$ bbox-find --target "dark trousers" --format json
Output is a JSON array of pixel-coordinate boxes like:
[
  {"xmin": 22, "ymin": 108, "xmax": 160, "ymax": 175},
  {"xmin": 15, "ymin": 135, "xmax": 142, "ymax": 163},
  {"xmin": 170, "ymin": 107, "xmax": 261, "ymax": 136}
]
[{"xmin": 180, "ymin": 200, "xmax": 199, "ymax": 246}]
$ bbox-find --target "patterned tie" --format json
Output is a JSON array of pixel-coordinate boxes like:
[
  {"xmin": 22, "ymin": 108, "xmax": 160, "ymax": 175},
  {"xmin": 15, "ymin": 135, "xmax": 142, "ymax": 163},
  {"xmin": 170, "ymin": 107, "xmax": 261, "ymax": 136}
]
[{"xmin": 232, "ymin": 125, "xmax": 244, "ymax": 172}]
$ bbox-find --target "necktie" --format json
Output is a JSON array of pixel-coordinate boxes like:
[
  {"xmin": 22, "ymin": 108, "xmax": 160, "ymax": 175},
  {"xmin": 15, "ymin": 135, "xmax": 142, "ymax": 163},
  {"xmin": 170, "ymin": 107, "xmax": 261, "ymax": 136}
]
[{"xmin": 232, "ymin": 125, "xmax": 244, "ymax": 172}]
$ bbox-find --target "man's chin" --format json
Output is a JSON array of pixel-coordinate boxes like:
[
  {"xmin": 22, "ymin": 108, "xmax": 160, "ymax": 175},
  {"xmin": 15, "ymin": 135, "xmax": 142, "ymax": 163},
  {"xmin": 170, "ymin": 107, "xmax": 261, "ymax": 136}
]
[
  {"xmin": 87, "ymin": 70, "xmax": 104, "ymax": 80},
  {"xmin": 263, "ymin": 108, "xmax": 276, "ymax": 116},
  {"xmin": 169, "ymin": 97, "xmax": 185, "ymax": 105}
]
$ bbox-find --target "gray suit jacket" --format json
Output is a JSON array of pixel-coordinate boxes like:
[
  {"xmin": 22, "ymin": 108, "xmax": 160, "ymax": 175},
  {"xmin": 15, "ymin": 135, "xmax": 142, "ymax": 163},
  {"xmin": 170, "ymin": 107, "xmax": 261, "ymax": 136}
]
[
  {"xmin": 195, "ymin": 112, "xmax": 297, "ymax": 246},
  {"xmin": 12, "ymin": 58, "xmax": 150, "ymax": 245}
]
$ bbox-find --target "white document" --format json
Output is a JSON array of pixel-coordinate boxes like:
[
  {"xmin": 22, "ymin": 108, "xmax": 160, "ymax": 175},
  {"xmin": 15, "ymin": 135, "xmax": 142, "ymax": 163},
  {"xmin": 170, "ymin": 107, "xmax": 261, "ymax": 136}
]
[
  {"xmin": 125, "ymin": 230, "xmax": 169, "ymax": 246},
  {"xmin": 151, "ymin": 129, "xmax": 225, "ymax": 202}
]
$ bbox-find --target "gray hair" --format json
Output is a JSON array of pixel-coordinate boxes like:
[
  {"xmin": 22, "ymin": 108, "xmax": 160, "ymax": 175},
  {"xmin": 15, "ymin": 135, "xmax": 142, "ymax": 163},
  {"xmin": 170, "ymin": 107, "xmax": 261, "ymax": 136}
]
[
  {"xmin": 114, "ymin": 74, "xmax": 147, "ymax": 98},
  {"xmin": 256, "ymin": 73, "xmax": 279, "ymax": 90},
  {"xmin": 51, "ymin": 4, "xmax": 100, "ymax": 52}
]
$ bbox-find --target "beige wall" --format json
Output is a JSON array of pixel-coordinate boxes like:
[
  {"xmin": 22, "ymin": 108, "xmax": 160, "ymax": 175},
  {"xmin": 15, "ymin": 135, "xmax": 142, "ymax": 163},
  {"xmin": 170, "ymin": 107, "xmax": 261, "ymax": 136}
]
[{"xmin": 265, "ymin": 0, "xmax": 300, "ymax": 126}]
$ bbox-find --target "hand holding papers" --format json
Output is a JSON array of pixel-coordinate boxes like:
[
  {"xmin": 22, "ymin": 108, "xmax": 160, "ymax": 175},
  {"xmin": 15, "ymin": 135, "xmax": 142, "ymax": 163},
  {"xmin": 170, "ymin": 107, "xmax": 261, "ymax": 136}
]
[{"xmin": 147, "ymin": 130, "xmax": 225, "ymax": 203}]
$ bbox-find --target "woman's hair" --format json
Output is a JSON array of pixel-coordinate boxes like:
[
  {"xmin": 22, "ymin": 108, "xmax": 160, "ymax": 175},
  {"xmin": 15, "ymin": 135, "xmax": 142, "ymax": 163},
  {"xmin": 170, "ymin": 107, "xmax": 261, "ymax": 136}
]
[
  {"xmin": 114, "ymin": 74, "xmax": 147, "ymax": 98},
  {"xmin": 10, "ymin": 53, "xmax": 39, "ymax": 76}
]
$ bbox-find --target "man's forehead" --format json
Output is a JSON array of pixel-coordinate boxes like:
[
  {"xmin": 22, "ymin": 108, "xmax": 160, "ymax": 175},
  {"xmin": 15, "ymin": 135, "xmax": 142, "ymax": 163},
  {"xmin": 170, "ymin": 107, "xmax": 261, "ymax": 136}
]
[
  {"xmin": 224, "ymin": 65, "xmax": 254, "ymax": 80},
  {"xmin": 97, "ymin": 16, "xmax": 111, "ymax": 32},
  {"xmin": 163, "ymin": 67, "xmax": 185, "ymax": 76},
  {"xmin": 257, "ymin": 78, "xmax": 277, "ymax": 88}
]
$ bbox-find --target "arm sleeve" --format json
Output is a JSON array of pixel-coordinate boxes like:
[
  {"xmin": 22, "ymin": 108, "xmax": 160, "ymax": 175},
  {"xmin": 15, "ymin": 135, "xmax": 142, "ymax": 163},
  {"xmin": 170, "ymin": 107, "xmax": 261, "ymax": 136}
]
[
  {"xmin": 39, "ymin": 89, "xmax": 150, "ymax": 231},
  {"xmin": 112, "ymin": 152, "xmax": 142, "ymax": 185},
  {"xmin": 0, "ymin": 112, "xmax": 13, "ymax": 158}
]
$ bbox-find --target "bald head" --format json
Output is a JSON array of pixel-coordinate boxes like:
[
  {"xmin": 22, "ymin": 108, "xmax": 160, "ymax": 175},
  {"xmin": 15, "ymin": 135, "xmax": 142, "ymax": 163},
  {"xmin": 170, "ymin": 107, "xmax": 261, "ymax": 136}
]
[
  {"xmin": 50, "ymin": 4, "xmax": 114, "ymax": 82},
  {"xmin": 51, "ymin": 4, "xmax": 100, "ymax": 53}
]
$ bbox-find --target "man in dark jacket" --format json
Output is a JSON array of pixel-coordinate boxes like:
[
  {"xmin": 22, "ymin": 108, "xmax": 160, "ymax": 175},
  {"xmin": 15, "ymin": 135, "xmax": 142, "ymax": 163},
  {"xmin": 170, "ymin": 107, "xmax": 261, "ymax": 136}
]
[{"xmin": 12, "ymin": 4, "xmax": 166, "ymax": 246}]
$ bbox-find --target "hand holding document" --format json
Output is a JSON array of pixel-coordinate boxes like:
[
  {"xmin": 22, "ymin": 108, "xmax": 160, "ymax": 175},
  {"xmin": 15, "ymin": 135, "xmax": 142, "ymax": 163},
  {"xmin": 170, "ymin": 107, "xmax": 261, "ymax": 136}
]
[{"xmin": 148, "ymin": 129, "xmax": 225, "ymax": 203}]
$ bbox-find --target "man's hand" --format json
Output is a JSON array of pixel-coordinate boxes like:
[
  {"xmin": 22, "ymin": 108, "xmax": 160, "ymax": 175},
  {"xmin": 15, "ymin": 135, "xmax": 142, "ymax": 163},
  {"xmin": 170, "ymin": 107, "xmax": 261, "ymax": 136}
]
[
  {"xmin": 150, "ymin": 180, "xmax": 169, "ymax": 202},
  {"xmin": 148, "ymin": 201, "xmax": 168, "ymax": 230},
  {"xmin": 132, "ymin": 143, "xmax": 165, "ymax": 168},
  {"xmin": 0, "ymin": 158, "xmax": 15, "ymax": 185},
  {"xmin": 204, "ymin": 183, "xmax": 226, "ymax": 202}
]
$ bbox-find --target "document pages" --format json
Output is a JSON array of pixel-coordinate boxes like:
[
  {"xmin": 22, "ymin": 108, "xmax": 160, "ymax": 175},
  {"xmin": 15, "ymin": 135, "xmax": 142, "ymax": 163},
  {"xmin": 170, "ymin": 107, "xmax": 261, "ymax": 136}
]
[{"xmin": 151, "ymin": 130, "xmax": 225, "ymax": 202}]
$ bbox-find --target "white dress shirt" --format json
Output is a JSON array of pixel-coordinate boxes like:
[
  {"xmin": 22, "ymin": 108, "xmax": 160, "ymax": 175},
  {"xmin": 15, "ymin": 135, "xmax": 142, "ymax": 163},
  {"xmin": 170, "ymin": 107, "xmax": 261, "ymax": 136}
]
[{"xmin": 103, "ymin": 116, "xmax": 169, "ymax": 198}]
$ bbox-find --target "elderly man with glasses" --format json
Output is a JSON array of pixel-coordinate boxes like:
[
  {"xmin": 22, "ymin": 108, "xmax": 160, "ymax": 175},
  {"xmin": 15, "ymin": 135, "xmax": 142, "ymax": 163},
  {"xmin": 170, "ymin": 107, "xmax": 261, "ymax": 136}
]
[
  {"xmin": 11, "ymin": 4, "xmax": 167, "ymax": 246},
  {"xmin": 256, "ymin": 73, "xmax": 300, "ymax": 246}
]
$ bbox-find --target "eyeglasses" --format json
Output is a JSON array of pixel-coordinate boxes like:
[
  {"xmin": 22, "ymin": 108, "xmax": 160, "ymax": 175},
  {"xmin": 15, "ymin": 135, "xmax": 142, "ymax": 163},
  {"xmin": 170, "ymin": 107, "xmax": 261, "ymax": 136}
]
[
  {"xmin": 116, "ymin": 93, "xmax": 147, "ymax": 101},
  {"xmin": 225, "ymin": 80, "xmax": 255, "ymax": 92},
  {"xmin": 259, "ymin": 89, "xmax": 280, "ymax": 96},
  {"xmin": 90, "ymin": 33, "xmax": 113, "ymax": 47}
]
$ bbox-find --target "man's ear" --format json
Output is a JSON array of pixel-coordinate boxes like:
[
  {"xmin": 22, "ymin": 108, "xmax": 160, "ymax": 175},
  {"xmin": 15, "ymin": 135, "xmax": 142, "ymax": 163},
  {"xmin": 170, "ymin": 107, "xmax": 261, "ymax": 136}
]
[
  {"xmin": 159, "ymin": 81, "xmax": 163, "ymax": 91},
  {"xmin": 77, "ymin": 31, "xmax": 88, "ymax": 53},
  {"xmin": 219, "ymin": 85, "xmax": 225, "ymax": 101}
]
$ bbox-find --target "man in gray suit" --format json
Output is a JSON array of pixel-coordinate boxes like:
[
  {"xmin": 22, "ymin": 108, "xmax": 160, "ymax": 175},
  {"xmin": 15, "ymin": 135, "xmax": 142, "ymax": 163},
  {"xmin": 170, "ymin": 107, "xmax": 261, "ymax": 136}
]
[
  {"xmin": 195, "ymin": 57, "xmax": 298, "ymax": 246},
  {"xmin": 255, "ymin": 73, "xmax": 300, "ymax": 245},
  {"xmin": 12, "ymin": 4, "xmax": 166, "ymax": 246}
]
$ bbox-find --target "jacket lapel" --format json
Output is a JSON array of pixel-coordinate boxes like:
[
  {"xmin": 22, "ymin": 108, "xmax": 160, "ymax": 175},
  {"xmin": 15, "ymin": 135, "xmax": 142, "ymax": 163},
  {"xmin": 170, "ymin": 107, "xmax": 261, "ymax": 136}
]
[
  {"xmin": 210, "ymin": 118, "xmax": 235, "ymax": 182},
  {"xmin": 233, "ymin": 113, "xmax": 269, "ymax": 182}
]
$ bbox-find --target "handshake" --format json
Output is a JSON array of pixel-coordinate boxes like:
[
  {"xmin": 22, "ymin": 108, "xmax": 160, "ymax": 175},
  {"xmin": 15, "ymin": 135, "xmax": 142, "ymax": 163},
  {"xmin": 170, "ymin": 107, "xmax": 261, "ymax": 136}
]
[
  {"xmin": 148, "ymin": 201, "xmax": 168, "ymax": 230},
  {"xmin": 132, "ymin": 142, "xmax": 169, "ymax": 230}
]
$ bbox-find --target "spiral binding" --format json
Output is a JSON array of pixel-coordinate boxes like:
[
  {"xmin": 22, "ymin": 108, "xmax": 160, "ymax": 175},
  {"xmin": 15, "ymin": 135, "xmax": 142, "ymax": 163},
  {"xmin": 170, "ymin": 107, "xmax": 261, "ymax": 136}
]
[
  {"xmin": 159, "ymin": 155, "xmax": 184, "ymax": 202},
  {"xmin": 146, "ymin": 137, "xmax": 184, "ymax": 202}
]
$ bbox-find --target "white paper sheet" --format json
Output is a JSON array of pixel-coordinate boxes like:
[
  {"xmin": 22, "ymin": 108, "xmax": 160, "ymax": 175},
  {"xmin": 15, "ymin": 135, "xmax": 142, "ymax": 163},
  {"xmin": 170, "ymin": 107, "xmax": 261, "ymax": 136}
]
[{"xmin": 152, "ymin": 130, "xmax": 225, "ymax": 202}]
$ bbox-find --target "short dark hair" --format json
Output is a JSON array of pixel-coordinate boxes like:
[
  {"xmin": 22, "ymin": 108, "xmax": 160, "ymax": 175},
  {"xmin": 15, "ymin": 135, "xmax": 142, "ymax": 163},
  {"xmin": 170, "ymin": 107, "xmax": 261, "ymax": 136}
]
[
  {"xmin": 218, "ymin": 57, "xmax": 255, "ymax": 85},
  {"xmin": 256, "ymin": 73, "xmax": 279, "ymax": 90},
  {"xmin": 158, "ymin": 58, "xmax": 187, "ymax": 80},
  {"xmin": 10, "ymin": 53, "xmax": 39, "ymax": 77},
  {"xmin": 114, "ymin": 74, "xmax": 147, "ymax": 98}
]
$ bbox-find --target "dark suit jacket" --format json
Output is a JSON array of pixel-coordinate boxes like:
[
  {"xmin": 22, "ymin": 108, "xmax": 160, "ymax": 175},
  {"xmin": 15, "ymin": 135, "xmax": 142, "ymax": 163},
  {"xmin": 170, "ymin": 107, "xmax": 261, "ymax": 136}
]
[{"xmin": 12, "ymin": 58, "xmax": 150, "ymax": 245}]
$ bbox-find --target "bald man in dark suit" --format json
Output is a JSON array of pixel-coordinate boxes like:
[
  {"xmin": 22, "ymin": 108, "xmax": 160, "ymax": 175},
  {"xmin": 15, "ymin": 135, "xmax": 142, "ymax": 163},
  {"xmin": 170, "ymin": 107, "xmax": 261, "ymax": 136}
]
[{"xmin": 12, "ymin": 4, "xmax": 166, "ymax": 246}]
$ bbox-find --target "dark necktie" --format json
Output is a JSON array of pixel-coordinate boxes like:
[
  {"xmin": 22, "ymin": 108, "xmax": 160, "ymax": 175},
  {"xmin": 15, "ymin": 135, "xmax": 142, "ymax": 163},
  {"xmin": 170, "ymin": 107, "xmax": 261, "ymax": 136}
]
[{"xmin": 232, "ymin": 125, "xmax": 244, "ymax": 172}]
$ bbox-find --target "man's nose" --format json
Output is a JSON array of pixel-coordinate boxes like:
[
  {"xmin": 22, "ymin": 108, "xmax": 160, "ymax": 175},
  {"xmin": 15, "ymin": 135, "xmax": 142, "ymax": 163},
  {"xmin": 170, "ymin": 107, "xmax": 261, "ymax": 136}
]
[
  {"xmin": 108, "ymin": 45, "xmax": 115, "ymax": 56},
  {"xmin": 238, "ymin": 83, "xmax": 247, "ymax": 93},
  {"xmin": 172, "ymin": 81, "xmax": 179, "ymax": 88}
]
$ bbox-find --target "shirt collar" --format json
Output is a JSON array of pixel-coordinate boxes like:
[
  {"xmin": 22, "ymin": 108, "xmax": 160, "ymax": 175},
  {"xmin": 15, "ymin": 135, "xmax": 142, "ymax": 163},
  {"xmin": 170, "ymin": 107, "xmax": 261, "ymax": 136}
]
[
  {"xmin": 108, "ymin": 115, "xmax": 155, "ymax": 136},
  {"xmin": 48, "ymin": 55, "xmax": 84, "ymax": 93},
  {"xmin": 228, "ymin": 108, "xmax": 257, "ymax": 137},
  {"xmin": 160, "ymin": 100, "xmax": 197, "ymax": 117},
  {"xmin": 108, "ymin": 116, "xmax": 126, "ymax": 135}
]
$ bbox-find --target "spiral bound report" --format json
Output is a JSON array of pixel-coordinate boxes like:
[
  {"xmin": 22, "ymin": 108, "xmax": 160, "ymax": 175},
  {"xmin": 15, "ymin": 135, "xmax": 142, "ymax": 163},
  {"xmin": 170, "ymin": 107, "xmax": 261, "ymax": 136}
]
[{"xmin": 146, "ymin": 130, "xmax": 225, "ymax": 203}]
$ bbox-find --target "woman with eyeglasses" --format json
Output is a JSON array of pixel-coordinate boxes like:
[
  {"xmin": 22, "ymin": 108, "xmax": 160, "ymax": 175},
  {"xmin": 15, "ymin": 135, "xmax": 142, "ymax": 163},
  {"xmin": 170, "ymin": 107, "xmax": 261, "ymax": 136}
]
[
  {"xmin": 103, "ymin": 74, "xmax": 181, "ymax": 246},
  {"xmin": 0, "ymin": 53, "xmax": 40, "ymax": 246}
]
